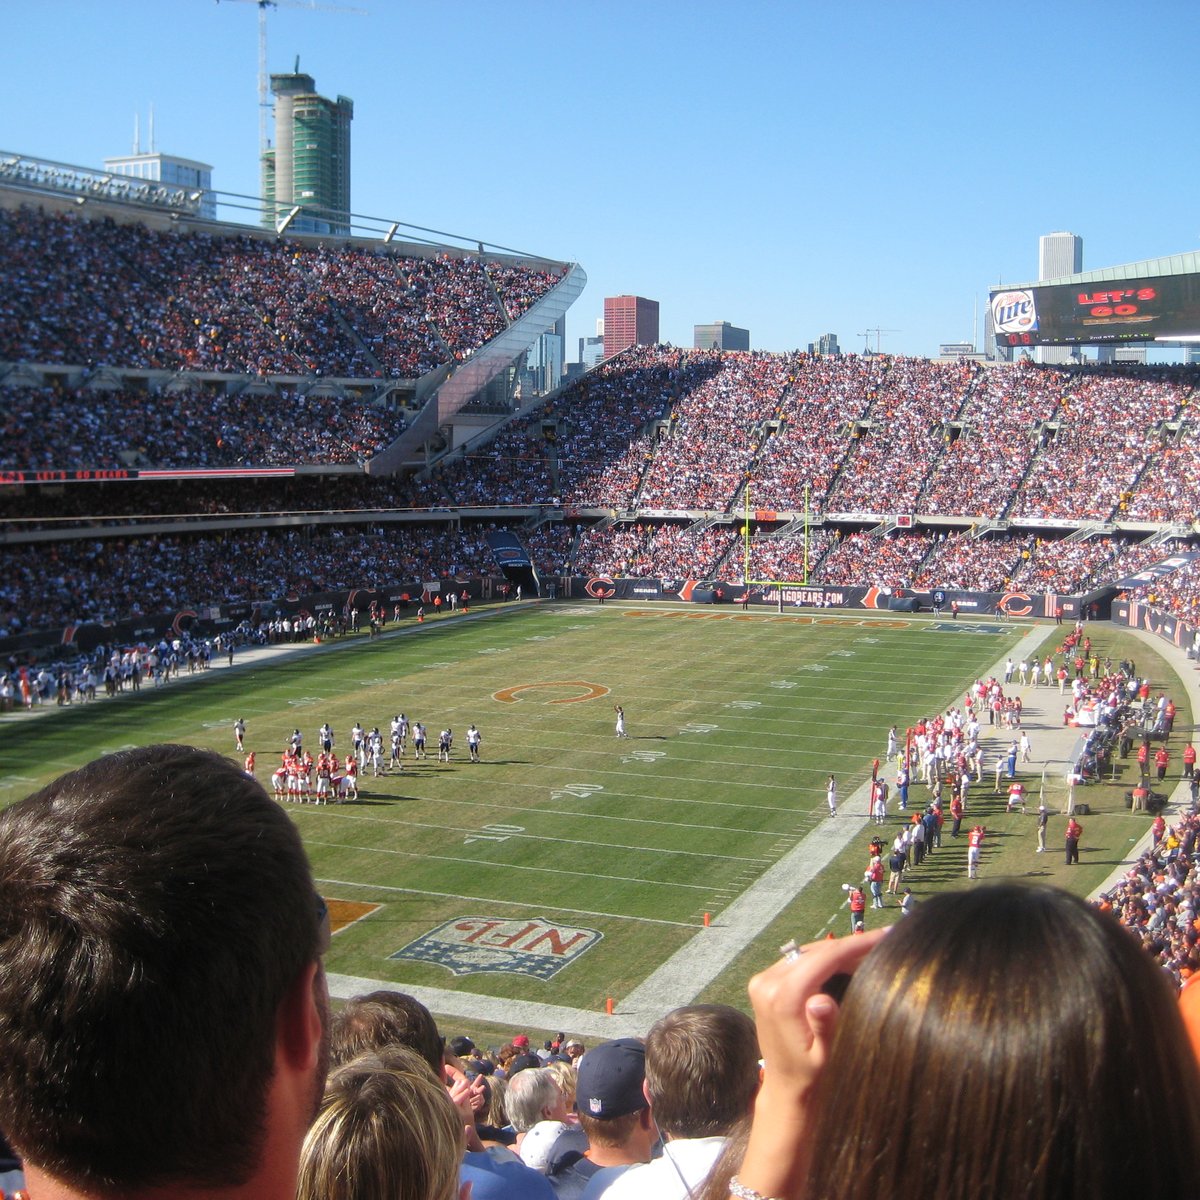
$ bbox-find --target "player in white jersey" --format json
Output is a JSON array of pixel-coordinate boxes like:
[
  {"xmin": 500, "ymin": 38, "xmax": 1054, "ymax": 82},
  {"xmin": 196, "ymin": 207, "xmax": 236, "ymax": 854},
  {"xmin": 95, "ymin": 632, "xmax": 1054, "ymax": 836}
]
[
  {"xmin": 438, "ymin": 728, "xmax": 453, "ymax": 763},
  {"xmin": 413, "ymin": 723, "xmax": 427, "ymax": 759},
  {"xmin": 233, "ymin": 718, "xmax": 246, "ymax": 752},
  {"xmin": 466, "ymin": 724, "xmax": 481, "ymax": 762},
  {"xmin": 369, "ymin": 728, "xmax": 385, "ymax": 776}
]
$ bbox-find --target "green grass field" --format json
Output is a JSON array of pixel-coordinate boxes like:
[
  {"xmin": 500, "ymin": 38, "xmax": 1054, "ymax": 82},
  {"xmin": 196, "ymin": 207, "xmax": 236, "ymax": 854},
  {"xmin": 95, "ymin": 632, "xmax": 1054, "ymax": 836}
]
[{"xmin": 1, "ymin": 602, "xmax": 1188, "ymax": 1032}]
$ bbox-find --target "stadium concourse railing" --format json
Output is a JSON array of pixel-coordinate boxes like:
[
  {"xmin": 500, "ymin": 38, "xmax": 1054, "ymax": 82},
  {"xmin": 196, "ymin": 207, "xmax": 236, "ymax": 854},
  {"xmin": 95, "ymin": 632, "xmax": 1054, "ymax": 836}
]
[{"xmin": 2, "ymin": 574, "xmax": 1097, "ymax": 666}]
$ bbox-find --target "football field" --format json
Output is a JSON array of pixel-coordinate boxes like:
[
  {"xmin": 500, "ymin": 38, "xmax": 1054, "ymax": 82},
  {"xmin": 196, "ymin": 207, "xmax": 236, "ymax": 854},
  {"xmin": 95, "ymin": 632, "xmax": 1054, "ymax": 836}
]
[{"xmin": 2, "ymin": 601, "xmax": 1046, "ymax": 1023}]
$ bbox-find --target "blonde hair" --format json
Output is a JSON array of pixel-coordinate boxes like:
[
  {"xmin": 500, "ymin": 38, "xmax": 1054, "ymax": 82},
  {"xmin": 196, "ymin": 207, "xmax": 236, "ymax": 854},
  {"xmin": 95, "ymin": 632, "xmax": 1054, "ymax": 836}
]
[
  {"xmin": 546, "ymin": 1059, "xmax": 577, "ymax": 1108},
  {"xmin": 484, "ymin": 1075, "xmax": 508, "ymax": 1128},
  {"xmin": 297, "ymin": 1046, "xmax": 463, "ymax": 1200}
]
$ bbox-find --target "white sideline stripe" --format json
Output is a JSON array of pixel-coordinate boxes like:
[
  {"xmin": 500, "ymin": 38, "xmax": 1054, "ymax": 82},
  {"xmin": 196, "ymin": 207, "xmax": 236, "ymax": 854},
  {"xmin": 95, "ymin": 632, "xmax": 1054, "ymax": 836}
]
[{"xmin": 325, "ymin": 971, "xmax": 647, "ymax": 1039}]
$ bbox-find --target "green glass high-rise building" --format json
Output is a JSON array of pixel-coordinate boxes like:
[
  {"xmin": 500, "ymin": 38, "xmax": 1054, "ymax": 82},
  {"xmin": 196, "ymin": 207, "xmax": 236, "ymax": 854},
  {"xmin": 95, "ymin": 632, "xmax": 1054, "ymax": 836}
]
[{"xmin": 262, "ymin": 70, "xmax": 353, "ymax": 235}]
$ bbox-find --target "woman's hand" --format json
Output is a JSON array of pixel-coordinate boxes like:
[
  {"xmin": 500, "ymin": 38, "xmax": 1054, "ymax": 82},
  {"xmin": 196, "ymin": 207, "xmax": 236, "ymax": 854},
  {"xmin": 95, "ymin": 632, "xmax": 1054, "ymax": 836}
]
[{"xmin": 736, "ymin": 929, "xmax": 887, "ymax": 1200}]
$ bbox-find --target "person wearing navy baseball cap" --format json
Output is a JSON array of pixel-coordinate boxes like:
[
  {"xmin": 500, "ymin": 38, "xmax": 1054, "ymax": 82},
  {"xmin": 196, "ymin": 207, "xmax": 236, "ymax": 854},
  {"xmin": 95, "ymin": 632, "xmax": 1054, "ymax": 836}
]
[{"xmin": 568, "ymin": 1039, "xmax": 658, "ymax": 1200}]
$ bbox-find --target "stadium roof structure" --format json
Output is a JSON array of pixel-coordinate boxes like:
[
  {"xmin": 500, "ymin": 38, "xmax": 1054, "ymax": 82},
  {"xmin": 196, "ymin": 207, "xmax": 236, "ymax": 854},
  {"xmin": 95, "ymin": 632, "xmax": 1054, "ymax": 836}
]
[{"xmin": 1005, "ymin": 250, "xmax": 1200, "ymax": 290}]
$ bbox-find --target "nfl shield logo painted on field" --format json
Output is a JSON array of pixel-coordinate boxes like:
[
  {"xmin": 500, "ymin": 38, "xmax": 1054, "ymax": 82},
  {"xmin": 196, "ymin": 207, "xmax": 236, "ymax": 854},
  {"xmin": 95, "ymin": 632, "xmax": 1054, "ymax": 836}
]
[{"xmin": 391, "ymin": 916, "xmax": 602, "ymax": 979}]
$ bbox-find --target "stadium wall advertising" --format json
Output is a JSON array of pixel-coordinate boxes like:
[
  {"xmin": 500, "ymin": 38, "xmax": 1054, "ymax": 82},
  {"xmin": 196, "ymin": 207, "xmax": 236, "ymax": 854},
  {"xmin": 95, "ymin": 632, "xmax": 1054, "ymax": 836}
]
[
  {"xmin": 991, "ymin": 271, "xmax": 1200, "ymax": 347},
  {"xmin": 1112, "ymin": 599, "xmax": 1200, "ymax": 656},
  {"xmin": 566, "ymin": 577, "xmax": 1086, "ymax": 621}
]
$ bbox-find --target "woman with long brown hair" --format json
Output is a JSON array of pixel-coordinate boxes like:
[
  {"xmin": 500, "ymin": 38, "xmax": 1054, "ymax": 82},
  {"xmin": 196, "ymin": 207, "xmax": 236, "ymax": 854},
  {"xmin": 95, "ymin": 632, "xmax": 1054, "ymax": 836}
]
[{"xmin": 735, "ymin": 884, "xmax": 1200, "ymax": 1200}]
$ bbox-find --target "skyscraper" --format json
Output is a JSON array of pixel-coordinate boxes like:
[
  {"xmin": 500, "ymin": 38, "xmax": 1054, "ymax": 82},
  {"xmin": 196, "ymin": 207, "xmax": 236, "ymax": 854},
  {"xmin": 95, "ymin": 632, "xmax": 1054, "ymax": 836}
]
[
  {"xmin": 262, "ymin": 70, "xmax": 353, "ymax": 235},
  {"xmin": 1037, "ymin": 232, "xmax": 1083, "ymax": 364},
  {"xmin": 694, "ymin": 321, "xmax": 750, "ymax": 351},
  {"xmin": 1038, "ymin": 231, "xmax": 1083, "ymax": 280},
  {"xmin": 603, "ymin": 296, "xmax": 659, "ymax": 359}
]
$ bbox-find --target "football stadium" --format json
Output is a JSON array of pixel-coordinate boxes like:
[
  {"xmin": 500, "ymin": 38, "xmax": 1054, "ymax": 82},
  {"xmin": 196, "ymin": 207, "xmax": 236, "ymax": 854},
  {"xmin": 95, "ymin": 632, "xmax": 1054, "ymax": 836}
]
[{"xmin": 5, "ymin": 141, "xmax": 1200, "ymax": 1196}]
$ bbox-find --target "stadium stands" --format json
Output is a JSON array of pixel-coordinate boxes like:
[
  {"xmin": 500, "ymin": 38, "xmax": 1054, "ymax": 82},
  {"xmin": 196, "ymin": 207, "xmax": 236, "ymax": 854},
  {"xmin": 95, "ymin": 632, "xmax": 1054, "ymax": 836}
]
[
  {"xmin": 4, "ymin": 196, "xmax": 1200, "ymax": 637},
  {"xmin": 0, "ymin": 205, "xmax": 563, "ymax": 378}
]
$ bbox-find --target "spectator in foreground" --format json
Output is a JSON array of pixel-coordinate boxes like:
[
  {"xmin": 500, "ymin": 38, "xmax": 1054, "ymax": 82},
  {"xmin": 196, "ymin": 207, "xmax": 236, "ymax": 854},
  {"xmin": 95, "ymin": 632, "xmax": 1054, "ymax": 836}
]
[
  {"xmin": 574, "ymin": 1038, "xmax": 657, "ymax": 1200},
  {"xmin": 330, "ymin": 988, "xmax": 553, "ymax": 1200},
  {"xmin": 0, "ymin": 745, "xmax": 330, "ymax": 1200},
  {"xmin": 601, "ymin": 1005, "xmax": 759, "ymax": 1200},
  {"xmin": 298, "ymin": 1047, "xmax": 465, "ymax": 1200},
  {"xmin": 738, "ymin": 884, "xmax": 1200, "ymax": 1200},
  {"xmin": 330, "ymin": 989, "xmax": 444, "ymax": 1073}
]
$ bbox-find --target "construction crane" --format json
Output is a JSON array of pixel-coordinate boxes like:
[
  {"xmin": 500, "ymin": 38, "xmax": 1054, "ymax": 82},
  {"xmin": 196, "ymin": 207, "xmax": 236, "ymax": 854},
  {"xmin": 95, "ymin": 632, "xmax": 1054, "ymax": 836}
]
[
  {"xmin": 215, "ymin": 0, "xmax": 366, "ymax": 167},
  {"xmin": 857, "ymin": 327, "xmax": 900, "ymax": 355}
]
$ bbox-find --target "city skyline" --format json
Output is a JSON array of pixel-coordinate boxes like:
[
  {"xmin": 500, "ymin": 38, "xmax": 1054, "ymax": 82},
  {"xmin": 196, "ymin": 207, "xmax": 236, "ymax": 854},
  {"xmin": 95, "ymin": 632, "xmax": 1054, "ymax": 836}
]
[{"xmin": 5, "ymin": 0, "xmax": 1197, "ymax": 360}]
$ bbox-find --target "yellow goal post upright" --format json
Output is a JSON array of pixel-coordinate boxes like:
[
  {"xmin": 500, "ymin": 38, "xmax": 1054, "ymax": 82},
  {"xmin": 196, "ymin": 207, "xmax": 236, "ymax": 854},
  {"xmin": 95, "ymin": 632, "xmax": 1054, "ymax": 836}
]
[{"xmin": 741, "ymin": 482, "xmax": 812, "ymax": 589}]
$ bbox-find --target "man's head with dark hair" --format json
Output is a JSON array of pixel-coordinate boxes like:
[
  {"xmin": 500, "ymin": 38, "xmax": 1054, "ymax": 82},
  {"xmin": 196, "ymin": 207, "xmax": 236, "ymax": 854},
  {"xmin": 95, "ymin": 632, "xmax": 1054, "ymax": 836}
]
[
  {"xmin": 643, "ymin": 1004, "xmax": 760, "ymax": 1139},
  {"xmin": 0, "ymin": 745, "xmax": 329, "ymax": 1198},
  {"xmin": 330, "ymin": 991, "xmax": 444, "ymax": 1076}
]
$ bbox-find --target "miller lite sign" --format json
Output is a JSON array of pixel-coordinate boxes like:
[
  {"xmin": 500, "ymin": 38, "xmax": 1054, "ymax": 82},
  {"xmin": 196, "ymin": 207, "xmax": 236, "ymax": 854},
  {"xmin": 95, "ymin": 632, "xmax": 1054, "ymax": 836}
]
[
  {"xmin": 991, "ymin": 289, "xmax": 1038, "ymax": 334},
  {"xmin": 391, "ymin": 915, "xmax": 602, "ymax": 979}
]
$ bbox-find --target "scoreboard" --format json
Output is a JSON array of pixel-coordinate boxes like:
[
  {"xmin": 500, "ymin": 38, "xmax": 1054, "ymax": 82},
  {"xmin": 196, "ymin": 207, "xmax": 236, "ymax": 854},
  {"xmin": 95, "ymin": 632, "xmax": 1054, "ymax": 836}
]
[{"xmin": 990, "ymin": 270, "xmax": 1200, "ymax": 347}]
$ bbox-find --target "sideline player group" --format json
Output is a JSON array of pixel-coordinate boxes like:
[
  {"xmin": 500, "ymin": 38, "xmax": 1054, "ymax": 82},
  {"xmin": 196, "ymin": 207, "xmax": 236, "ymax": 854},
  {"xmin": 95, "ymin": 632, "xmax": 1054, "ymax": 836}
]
[{"xmin": 236, "ymin": 713, "xmax": 485, "ymax": 803}]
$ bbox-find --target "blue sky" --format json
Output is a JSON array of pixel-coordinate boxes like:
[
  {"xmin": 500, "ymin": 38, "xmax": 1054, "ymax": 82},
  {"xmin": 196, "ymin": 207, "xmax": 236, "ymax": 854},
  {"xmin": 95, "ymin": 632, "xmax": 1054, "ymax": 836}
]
[{"xmin": 6, "ymin": 0, "xmax": 1197, "ymax": 358}]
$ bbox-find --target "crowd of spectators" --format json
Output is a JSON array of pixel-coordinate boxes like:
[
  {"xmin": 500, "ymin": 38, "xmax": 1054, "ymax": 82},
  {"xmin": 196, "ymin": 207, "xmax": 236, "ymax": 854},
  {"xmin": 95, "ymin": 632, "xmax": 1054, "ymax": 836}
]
[
  {"xmin": 1101, "ymin": 805, "xmax": 1200, "ymax": 984},
  {"xmin": 0, "ymin": 522, "xmax": 563, "ymax": 635},
  {"xmin": 7, "ymin": 330, "xmax": 1200, "ymax": 633},
  {"xmin": 1123, "ymin": 556, "xmax": 1200, "ymax": 622},
  {"xmin": 547, "ymin": 346, "xmax": 720, "ymax": 508},
  {"xmin": 0, "ymin": 205, "xmax": 563, "ymax": 378},
  {"xmin": 8, "ymin": 505, "xmax": 1200, "ymax": 636},
  {"xmin": 747, "ymin": 353, "xmax": 885, "ymax": 511},
  {"xmin": 910, "ymin": 532, "xmax": 1033, "ymax": 593},
  {"xmin": 573, "ymin": 521, "xmax": 733, "ymax": 579},
  {"xmin": 744, "ymin": 529, "xmax": 839, "ymax": 582},
  {"xmin": 0, "ymin": 472, "xmax": 456, "ymax": 532},
  {"xmin": 0, "ymin": 382, "xmax": 406, "ymax": 470},
  {"xmin": 918, "ymin": 362, "xmax": 1064, "ymax": 517},
  {"xmin": 1011, "ymin": 368, "xmax": 1192, "ymax": 522},
  {"xmin": 825, "ymin": 356, "xmax": 975, "ymax": 514},
  {"xmin": 637, "ymin": 351, "xmax": 797, "ymax": 510},
  {"xmin": 1123, "ymin": 419, "xmax": 1200, "ymax": 523}
]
